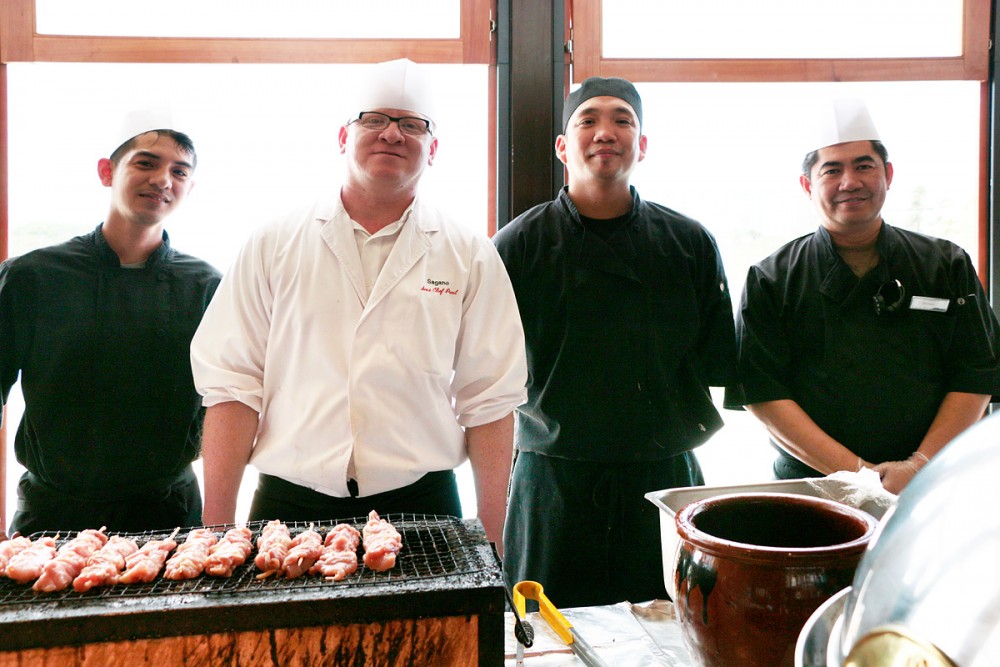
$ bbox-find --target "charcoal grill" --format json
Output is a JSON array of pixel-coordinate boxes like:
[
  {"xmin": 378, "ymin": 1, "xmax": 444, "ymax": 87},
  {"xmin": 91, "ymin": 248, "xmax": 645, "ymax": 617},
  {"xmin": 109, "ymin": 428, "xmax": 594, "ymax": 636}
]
[{"xmin": 0, "ymin": 514, "xmax": 504, "ymax": 666}]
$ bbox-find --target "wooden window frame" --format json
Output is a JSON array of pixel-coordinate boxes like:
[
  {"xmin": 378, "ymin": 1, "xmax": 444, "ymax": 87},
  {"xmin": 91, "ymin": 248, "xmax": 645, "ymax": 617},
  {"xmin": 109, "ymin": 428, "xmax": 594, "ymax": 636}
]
[
  {"xmin": 570, "ymin": 0, "xmax": 992, "ymax": 280},
  {"xmin": 571, "ymin": 0, "xmax": 990, "ymax": 83},
  {"xmin": 0, "ymin": 0, "xmax": 496, "ymax": 256},
  {"xmin": 1, "ymin": 1, "xmax": 492, "ymax": 64}
]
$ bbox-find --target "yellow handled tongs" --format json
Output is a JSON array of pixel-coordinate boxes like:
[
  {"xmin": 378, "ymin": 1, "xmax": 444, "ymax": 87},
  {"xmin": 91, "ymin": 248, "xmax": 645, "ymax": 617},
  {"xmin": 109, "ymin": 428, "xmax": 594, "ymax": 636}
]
[{"xmin": 513, "ymin": 580, "xmax": 609, "ymax": 667}]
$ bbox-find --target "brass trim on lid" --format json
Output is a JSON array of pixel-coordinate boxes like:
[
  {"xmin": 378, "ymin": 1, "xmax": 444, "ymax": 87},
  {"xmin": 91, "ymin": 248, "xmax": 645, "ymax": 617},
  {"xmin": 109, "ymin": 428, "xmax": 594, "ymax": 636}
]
[{"xmin": 844, "ymin": 624, "xmax": 957, "ymax": 667}]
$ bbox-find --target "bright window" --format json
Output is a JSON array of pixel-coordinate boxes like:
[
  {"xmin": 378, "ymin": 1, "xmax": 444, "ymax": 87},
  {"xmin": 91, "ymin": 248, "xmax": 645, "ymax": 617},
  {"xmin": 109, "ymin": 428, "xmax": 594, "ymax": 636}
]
[
  {"xmin": 6, "ymin": 62, "xmax": 488, "ymax": 267},
  {"xmin": 603, "ymin": 0, "xmax": 964, "ymax": 59},
  {"xmin": 35, "ymin": 0, "xmax": 461, "ymax": 39},
  {"xmin": 630, "ymin": 80, "xmax": 980, "ymax": 290}
]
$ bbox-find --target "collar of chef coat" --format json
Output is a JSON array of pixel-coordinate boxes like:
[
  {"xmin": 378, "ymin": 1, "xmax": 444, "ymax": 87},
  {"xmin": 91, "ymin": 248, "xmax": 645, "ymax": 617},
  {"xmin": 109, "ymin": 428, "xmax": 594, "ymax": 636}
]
[
  {"xmin": 815, "ymin": 222, "xmax": 894, "ymax": 305},
  {"xmin": 315, "ymin": 193, "xmax": 438, "ymax": 310}
]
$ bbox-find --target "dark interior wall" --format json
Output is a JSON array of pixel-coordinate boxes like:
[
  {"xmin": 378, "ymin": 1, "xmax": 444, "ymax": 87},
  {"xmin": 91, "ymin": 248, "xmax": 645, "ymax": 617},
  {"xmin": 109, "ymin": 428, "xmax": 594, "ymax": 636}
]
[
  {"xmin": 990, "ymin": 0, "xmax": 999, "ymax": 304},
  {"xmin": 496, "ymin": 0, "xmax": 566, "ymax": 228}
]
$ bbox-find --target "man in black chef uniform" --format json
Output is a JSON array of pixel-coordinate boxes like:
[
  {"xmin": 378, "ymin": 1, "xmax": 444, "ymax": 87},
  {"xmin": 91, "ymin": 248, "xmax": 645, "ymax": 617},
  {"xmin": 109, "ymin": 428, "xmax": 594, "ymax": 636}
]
[
  {"xmin": 726, "ymin": 99, "xmax": 1000, "ymax": 494},
  {"xmin": 494, "ymin": 77, "xmax": 737, "ymax": 607},
  {"xmin": 0, "ymin": 106, "xmax": 221, "ymax": 537}
]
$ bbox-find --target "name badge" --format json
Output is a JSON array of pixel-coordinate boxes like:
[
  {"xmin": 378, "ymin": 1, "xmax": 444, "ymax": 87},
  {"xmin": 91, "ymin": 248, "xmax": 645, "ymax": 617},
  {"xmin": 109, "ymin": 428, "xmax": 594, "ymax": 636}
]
[{"xmin": 909, "ymin": 296, "xmax": 950, "ymax": 313}]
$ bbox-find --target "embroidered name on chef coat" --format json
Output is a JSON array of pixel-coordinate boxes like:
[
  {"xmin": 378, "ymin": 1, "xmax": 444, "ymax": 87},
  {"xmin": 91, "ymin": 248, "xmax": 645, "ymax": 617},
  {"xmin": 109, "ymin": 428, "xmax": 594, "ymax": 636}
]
[{"xmin": 421, "ymin": 278, "xmax": 460, "ymax": 296}]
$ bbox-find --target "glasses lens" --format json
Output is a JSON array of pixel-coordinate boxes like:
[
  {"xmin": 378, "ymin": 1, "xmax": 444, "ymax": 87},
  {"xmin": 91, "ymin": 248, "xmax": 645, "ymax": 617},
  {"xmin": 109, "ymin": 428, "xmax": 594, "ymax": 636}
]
[
  {"xmin": 398, "ymin": 118, "xmax": 430, "ymax": 135},
  {"xmin": 357, "ymin": 112, "xmax": 430, "ymax": 136},
  {"xmin": 359, "ymin": 112, "xmax": 390, "ymax": 130}
]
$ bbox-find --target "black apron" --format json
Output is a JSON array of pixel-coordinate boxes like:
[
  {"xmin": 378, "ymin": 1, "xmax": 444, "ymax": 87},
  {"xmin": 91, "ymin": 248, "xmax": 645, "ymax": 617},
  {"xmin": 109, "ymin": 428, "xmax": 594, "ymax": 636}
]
[
  {"xmin": 11, "ymin": 465, "xmax": 201, "ymax": 535},
  {"xmin": 502, "ymin": 450, "xmax": 703, "ymax": 608}
]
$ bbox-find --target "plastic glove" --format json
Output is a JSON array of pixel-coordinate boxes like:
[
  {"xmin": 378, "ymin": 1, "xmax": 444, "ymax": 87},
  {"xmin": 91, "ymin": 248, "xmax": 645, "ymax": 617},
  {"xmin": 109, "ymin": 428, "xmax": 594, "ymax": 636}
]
[
  {"xmin": 873, "ymin": 452, "xmax": 928, "ymax": 495},
  {"xmin": 806, "ymin": 467, "xmax": 896, "ymax": 519}
]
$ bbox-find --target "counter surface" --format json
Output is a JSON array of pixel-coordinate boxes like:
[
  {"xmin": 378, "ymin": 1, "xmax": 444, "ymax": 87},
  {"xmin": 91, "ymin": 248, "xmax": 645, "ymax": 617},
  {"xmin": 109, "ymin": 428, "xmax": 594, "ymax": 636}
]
[{"xmin": 503, "ymin": 600, "xmax": 694, "ymax": 666}]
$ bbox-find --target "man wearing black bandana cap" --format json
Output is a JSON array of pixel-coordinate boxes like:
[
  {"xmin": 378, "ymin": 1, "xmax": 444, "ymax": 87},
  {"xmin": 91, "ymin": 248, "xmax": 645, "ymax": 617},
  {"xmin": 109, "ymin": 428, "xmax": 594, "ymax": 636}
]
[{"xmin": 494, "ymin": 77, "xmax": 737, "ymax": 606}]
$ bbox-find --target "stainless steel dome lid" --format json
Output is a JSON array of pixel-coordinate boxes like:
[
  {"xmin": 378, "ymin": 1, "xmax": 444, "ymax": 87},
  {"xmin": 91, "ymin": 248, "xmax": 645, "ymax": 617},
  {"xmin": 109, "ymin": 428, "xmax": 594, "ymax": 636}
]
[{"xmin": 831, "ymin": 413, "xmax": 1000, "ymax": 666}]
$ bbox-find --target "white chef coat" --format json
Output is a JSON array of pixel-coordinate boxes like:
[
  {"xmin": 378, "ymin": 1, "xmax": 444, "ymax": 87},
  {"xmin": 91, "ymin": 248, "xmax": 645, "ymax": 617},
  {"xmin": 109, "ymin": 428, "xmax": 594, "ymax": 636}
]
[{"xmin": 190, "ymin": 194, "xmax": 528, "ymax": 498}]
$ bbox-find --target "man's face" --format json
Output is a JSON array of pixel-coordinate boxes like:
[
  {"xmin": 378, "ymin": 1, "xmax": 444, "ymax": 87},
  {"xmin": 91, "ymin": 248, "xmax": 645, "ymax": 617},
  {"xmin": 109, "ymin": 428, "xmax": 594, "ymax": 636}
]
[
  {"xmin": 555, "ymin": 95, "xmax": 646, "ymax": 185},
  {"xmin": 99, "ymin": 132, "xmax": 195, "ymax": 227},
  {"xmin": 800, "ymin": 140, "xmax": 893, "ymax": 234},
  {"xmin": 338, "ymin": 107, "xmax": 438, "ymax": 192}
]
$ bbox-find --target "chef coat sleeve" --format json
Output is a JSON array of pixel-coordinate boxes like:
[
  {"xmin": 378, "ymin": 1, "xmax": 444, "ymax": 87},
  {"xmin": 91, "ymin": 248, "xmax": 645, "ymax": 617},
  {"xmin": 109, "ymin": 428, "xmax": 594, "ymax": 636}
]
[
  {"xmin": 0, "ymin": 259, "xmax": 24, "ymax": 403},
  {"xmin": 693, "ymin": 228, "xmax": 738, "ymax": 388},
  {"xmin": 725, "ymin": 264, "xmax": 795, "ymax": 408},
  {"xmin": 450, "ymin": 239, "xmax": 528, "ymax": 428},
  {"xmin": 943, "ymin": 251, "xmax": 1000, "ymax": 398},
  {"xmin": 190, "ymin": 231, "xmax": 273, "ymax": 413}
]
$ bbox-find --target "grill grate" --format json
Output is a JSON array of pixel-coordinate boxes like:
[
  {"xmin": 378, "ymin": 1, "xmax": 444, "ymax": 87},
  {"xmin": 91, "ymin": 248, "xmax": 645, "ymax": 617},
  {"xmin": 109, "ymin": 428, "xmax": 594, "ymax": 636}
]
[{"xmin": 0, "ymin": 514, "xmax": 487, "ymax": 607}]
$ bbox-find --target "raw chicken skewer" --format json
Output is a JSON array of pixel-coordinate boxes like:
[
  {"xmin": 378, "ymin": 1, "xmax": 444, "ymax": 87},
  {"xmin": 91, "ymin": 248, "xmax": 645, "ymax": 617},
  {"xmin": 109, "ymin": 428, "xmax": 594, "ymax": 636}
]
[
  {"xmin": 118, "ymin": 528, "xmax": 180, "ymax": 585},
  {"xmin": 4, "ymin": 536, "xmax": 58, "ymax": 584},
  {"xmin": 254, "ymin": 520, "xmax": 291, "ymax": 579},
  {"xmin": 362, "ymin": 510, "xmax": 402, "ymax": 572},
  {"xmin": 310, "ymin": 523, "xmax": 361, "ymax": 582},
  {"xmin": 0, "ymin": 536, "xmax": 32, "ymax": 577},
  {"xmin": 282, "ymin": 525, "xmax": 323, "ymax": 579},
  {"xmin": 205, "ymin": 526, "xmax": 254, "ymax": 578},
  {"xmin": 72, "ymin": 535, "xmax": 140, "ymax": 592},
  {"xmin": 164, "ymin": 528, "xmax": 218, "ymax": 580},
  {"xmin": 34, "ymin": 528, "xmax": 109, "ymax": 592}
]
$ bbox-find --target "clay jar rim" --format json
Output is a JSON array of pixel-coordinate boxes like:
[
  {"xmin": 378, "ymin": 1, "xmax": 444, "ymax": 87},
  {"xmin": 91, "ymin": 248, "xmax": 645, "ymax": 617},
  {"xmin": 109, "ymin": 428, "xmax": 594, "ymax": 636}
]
[{"xmin": 675, "ymin": 492, "xmax": 877, "ymax": 564}]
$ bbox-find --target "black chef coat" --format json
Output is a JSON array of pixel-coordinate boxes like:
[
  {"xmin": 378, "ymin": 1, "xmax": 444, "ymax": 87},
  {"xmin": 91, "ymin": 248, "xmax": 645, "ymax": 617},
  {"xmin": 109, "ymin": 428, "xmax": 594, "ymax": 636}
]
[
  {"xmin": 0, "ymin": 224, "xmax": 220, "ymax": 531},
  {"xmin": 728, "ymin": 222, "xmax": 1000, "ymax": 474}
]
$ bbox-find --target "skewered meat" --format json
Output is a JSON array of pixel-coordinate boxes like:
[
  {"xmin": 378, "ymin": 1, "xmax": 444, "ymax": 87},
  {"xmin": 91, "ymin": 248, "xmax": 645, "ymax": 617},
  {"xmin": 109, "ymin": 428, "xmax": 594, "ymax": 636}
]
[
  {"xmin": 362, "ymin": 511, "xmax": 402, "ymax": 572},
  {"xmin": 0, "ymin": 536, "xmax": 32, "ymax": 577},
  {"xmin": 164, "ymin": 528, "xmax": 218, "ymax": 580},
  {"xmin": 118, "ymin": 530, "xmax": 179, "ymax": 585},
  {"xmin": 254, "ymin": 520, "xmax": 291, "ymax": 577},
  {"xmin": 5, "ymin": 536, "xmax": 58, "ymax": 584},
  {"xmin": 310, "ymin": 523, "xmax": 361, "ymax": 582},
  {"xmin": 205, "ymin": 527, "xmax": 254, "ymax": 578},
  {"xmin": 282, "ymin": 526, "xmax": 323, "ymax": 579},
  {"xmin": 72, "ymin": 536, "xmax": 140, "ymax": 592},
  {"xmin": 34, "ymin": 529, "xmax": 109, "ymax": 592}
]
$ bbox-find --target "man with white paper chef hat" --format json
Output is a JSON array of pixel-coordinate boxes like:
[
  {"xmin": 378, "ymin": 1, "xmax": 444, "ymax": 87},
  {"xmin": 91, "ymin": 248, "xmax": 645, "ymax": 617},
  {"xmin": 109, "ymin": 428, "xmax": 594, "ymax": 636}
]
[
  {"xmin": 727, "ymin": 98, "xmax": 1000, "ymax": 494},
  {"xmin": 191, "ymin": 59, "xmax": 526, "ymax": 549},
  {"xmin": 0, "ymin": 104, "xmax": 221, "ymax": 538}
]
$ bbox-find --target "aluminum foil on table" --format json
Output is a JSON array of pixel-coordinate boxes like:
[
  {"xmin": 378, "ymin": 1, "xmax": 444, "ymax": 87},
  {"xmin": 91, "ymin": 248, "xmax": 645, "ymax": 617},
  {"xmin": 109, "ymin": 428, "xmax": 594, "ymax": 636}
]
[{"xmin": 504, "ymin": 599, "xmax": 694, "ymax": 666}]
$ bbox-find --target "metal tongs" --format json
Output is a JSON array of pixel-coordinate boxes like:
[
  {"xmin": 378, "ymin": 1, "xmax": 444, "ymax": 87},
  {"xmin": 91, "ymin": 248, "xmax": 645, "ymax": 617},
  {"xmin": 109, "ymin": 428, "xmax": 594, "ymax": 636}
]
[
  {"xmin": 503, "ymin": 579, "xmax": 535, "ymax": 667},
  {"xmin": 513, "ymin": 580, "xmax": 609, "ymax": 667},
  {"xmin": 492, "ymin": 545, "xmax": 535, "ymax": 667}
]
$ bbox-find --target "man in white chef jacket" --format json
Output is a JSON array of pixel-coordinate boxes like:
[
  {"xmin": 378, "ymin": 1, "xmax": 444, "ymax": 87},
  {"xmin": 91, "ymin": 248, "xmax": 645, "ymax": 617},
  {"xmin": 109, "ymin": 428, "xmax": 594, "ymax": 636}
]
[{"xmin": 190, "ymin": 59, "xmax": 527, "ymax": 551}]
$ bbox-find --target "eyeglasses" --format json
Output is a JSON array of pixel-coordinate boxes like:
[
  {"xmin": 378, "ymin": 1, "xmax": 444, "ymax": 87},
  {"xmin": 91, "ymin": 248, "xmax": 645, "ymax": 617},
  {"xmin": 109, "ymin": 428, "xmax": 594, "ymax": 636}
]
[
  {"xmin": 350, "ymin": 111, "xmax": 433, "ymax": 136},
  {"xmin": 873, "ymin": 279, "xmax": 906, "ymax": 316}
]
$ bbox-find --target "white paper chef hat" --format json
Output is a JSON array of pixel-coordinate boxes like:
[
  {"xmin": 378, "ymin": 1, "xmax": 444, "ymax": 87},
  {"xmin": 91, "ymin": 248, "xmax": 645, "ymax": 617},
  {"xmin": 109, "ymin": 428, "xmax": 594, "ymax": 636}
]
[
  {"xmin": 351, "ymin": 58, "xmax": 437, "ymax": 125},
  {"xmin": 112, "ymin": 102, "xmax": 176, "ymax": 153},
  {"xmin": 808, "ymin": 98, "xmax": 881, "ymax": 153}
]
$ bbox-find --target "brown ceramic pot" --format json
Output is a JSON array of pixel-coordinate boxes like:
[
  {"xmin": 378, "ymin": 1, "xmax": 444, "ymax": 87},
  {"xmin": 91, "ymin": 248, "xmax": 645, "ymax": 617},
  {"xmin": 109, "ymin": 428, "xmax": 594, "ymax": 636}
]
[{"xmin": 674, "ymin": 492, "xmax": 876, "ymax": 667}]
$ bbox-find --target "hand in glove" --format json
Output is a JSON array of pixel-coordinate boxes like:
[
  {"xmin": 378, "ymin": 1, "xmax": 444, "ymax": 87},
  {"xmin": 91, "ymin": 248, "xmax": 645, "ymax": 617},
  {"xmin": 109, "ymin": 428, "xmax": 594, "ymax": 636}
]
[{"xmin": 873, "ymin": 452, "xmax": 929, "ymax": 495}]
